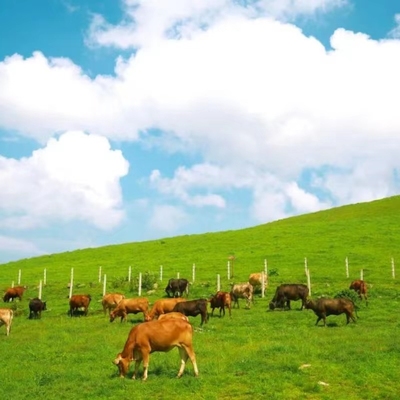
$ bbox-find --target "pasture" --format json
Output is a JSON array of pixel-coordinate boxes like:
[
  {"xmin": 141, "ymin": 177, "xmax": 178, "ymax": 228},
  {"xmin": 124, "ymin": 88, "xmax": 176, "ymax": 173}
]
[{"xmin": 1, "ymin": 196, "xmax": 400, "ymax": 399}]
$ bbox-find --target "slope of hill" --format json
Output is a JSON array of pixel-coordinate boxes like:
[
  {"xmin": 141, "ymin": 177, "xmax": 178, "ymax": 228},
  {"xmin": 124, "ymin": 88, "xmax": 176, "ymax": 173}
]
[{"xmin": 1, "ymin": 195, "xmax": 399, "ymax": 288}]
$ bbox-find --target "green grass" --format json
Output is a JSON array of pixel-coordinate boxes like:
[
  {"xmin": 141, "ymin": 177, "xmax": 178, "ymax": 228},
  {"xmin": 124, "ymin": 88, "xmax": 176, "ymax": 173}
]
[{"xmin": 1, "ymin": 196, "xmax": 400, "ymax": 399}]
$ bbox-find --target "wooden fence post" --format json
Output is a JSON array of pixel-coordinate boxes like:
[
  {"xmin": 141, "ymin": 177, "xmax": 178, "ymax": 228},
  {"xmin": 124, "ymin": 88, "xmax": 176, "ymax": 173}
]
[
  {"xmin": 138, "ymin": 273, "xmax": 142, "ymax": 296},
  {"xmin": 69, "ymin": 268, "xmax": 74, "ymax": 299}
]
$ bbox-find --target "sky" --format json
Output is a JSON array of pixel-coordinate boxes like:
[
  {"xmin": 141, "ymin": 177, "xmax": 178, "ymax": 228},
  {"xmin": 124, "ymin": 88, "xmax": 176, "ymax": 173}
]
[{"xmin": 1, "ymin": 0, "xmax": 400, "ymax": 263}]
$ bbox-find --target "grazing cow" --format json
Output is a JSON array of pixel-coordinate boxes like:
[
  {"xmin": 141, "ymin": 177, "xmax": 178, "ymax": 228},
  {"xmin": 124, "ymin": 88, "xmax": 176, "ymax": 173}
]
[
  {"xmin": 29, "ymin": 298, "xmax": 47, "ymax": 319},
  {"xmin": 209, "ymin": 291, "xmax": 232, "ymax": 317},
  {"xmin": 305, "ymin": 298, "xmax": 357, "ymax": 326},
  {"xmin": 158, "ymin": 312, "xmax": 189, "ymax": 322},
  {"xmin": 165, "ymin": 278, "xmax": 190, "ymax": 298},
  {"xmin": 3, "ymin": 286, "xmax": 27, "ymax": 302},
  {"xmin": 349, "ymin": 280, "xmax": 368, "ymax": 304},
  {"xmin": 230, "ymin": 283, "xmax": 254, "ymax": 308},
  {"xmin": 69, "ymin": 294, "xmax": 91, "ymax": 317},
  {"xmin": 113, "ymin": 318, "xmax": 199, "ymax": 380},
  {"xmin": 172, "ymin": 299, "xmax": 208, "ymax": 326},
  {"xmin": 248, "ymin": 272, "xmax": 268, "ymax": 292},
  {"xmin": 102, "ymin": 293, "xmax": 125, "ymax": 315},
  {"xmin": 0, "ymin": 308, "xmax": 13, "ymax": 336},
  {"xmin": 145, "ymin": 298, "xmax": 187, "ymax": 321},
  {"xmin": 110, "ymin": 298, "xmax": 149, "ymax": 322},
  {"xmin": 269, "ymin": 284, "xmax": 309, "ymax": 310}
]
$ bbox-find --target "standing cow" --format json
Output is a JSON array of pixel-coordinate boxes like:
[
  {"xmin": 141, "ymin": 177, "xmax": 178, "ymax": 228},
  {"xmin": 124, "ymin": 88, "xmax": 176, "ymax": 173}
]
[
  {"xmin": 102, "ymin": 293, "xmax": 125, "ymax": 315},
  {"xmin": 113, "ymin": 318, "xmax": 199, "ymax": 380},
  {"xmin": 29, "ymin": 298, "xmax": 47, "ymax": 319},
  {"xmin": 349, "ymin": 280, "xmax": 368, "ymax": 304},
  {"xmin": 69, "ymin": 294, "xmax": 91, "ymax": 317},
  {"xmin": 230, "ymin": 283, "xmax": 254, "ymax": 308},
  {"xmin": 305, "ymin": 298, "xmax": 357, "ymax": 326},
  {"xmin": 209, "ymin": 291, "xmax": 232, "ymax": 317},
  {"xmin": 248, "ymin": 272, "xmax": 268, "ymax": 293},
  {"xmin": 3, "ymin": 286, "xmax": 27, "ymax": 302},
  {"xmin": 172, "ymin": 299, "xmax": 209, "ymax": 326},
  {"xmin": 0, "ymin": 308, "xmax": 13, "ymax": 336},
  {"xmin": 165, "ymin": 278, "xmax": 190, "ymax": 298},
  {"xmin": 269, "ymin": 284, "xmax": 309, "ymax": 310}
]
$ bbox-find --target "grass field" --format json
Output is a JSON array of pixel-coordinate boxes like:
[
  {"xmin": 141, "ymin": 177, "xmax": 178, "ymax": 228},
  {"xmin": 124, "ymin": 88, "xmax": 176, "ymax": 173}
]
[{"xmin": 1, "ymin": 196, "xmax": 400, "ymax": 399}]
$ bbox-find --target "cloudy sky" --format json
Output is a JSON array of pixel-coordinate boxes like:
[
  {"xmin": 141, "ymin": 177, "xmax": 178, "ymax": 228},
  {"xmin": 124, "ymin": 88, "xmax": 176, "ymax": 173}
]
[{"xmin": 1, "ymin": 0, "xmax": 400, "ymax": 263}]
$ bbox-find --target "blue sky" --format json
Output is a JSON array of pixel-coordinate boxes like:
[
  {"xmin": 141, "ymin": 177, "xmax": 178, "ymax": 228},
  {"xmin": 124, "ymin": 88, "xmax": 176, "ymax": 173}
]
[{"xmin": 1, "ymin": 0, "xmax": 400, "ymax": 263}]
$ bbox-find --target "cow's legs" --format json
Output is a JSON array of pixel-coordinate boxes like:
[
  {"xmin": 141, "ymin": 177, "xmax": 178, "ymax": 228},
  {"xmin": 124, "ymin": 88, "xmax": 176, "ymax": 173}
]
[
  {"xmin": 141, "ymin": 351, "xmax": 150, "ymax": 380},
  {"xmin": 132, "ymin": 359, "xmax": 141, "ymax": 380},
  {"xmin": 183, "ymin": 346, "xmax": 199, "ymax": 376},
  {"xmin": 315, "ymin": 316, "xmax": 322, "ymax": 326}
]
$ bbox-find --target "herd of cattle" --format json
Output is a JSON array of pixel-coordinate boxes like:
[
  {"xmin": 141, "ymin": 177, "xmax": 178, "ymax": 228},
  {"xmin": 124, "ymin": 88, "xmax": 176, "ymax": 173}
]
[{"xmin": 0, "ymin": 275, "xmax": 368, "ymax": 380}]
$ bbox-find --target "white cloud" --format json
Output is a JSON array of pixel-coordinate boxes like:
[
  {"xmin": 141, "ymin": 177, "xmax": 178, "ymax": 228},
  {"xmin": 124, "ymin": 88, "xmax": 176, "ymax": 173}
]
[
  {"xmin": 1, "ymin": 4, "xmax": 400, "ymax": 230},
  {"xmin": 388, "ymin": 14, "xmax": 400, "ymax": 38},
  {"xmin": 149, "ymin": 204, "xmax": 188, "ymax": 232},
  {"xmin": 0, "ymin": 235, "xmax": 44, "ymax": 256},
  {"xmin": 86, "ymin": 0, "xmax": 347, "ymax": 49},
  {"xmin": 0, "ymin": 131, "xmax": 129, "ymax": 230}
]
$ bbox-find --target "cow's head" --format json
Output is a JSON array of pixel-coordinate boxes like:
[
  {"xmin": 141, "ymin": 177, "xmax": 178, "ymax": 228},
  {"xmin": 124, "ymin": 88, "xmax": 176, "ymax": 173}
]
[
  {"xmin": 268, "ymin": 301, "xmax": 276, "ymax": 310},
  {"xmin": 113, "ymin": 354, "xmax": 131, "ymax": 378},
  {"xmin": 109, "ymin": 311, "xmax": 117, "ymax": 323}
]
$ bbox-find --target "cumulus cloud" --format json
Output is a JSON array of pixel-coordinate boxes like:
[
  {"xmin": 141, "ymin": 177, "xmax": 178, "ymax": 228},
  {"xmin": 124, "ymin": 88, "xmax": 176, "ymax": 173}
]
[
  {"xmin": 86, "ymin": 0, "xmax": 347, "ymax": 49},
  {"xmin": 1, "ymin": 1, "xmax": 400, "ymax": 235},
  {"xmin": 149, "ymin": 204, "xmax": 188, "ymax": 232},
  {"xmin": 0, "ymin": 131, "xmax": 129, "ymax": 230},
  {"xmin": 0, "ymin": 235, "xmax": 44, "ymax": 255},
  {"xmin": 388, "ymin": 13, "xmax": 400, "ymax": 38}
]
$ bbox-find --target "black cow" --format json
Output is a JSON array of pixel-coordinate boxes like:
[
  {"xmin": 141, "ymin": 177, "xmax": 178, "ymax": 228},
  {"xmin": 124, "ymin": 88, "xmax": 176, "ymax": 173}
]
[
  {"xmin": 29, "ymin": 298, "xmax": 47, "ymax": 319},
  {"xmin": 269, "ymin": 284, "xmax": 309, "ymax": 310},
  {"xmin": 305, "ymin": 298, "xmax": 357, "ymax": 326},
  {"xmin": 172, "ymin": 299, "xmax": 208, "ymax": 326},
  {"xmin": 165, "ymin": 278, "xmax": 190, "ymax": 298}
]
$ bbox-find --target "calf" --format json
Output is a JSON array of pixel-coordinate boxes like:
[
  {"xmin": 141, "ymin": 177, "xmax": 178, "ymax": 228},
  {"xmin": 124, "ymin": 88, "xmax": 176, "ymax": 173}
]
[
  {"xmin": 165, "ymin": 278, "xmax": 190, "ymax": 298},
  {"xmin": 305, "ymin": 298, "xmax": 357, "ymax": 326},
  {"xmin": 3, "ymin": 285, "xmax": 27, "ymax": 302},
  {"xmin": 69, "ymin": 294, "xmax": 91, "ymax": 317},
  {"xmin": 102, "ymin": 293, "xmax": 125, "ymax": 315},
  {"xmin": 0, "ymin": 308, "xmax": 13, "ymax": 336},
  {"xmin": 230, "ymin": 283, "xmax": 253, "ymax": 308},
  {"xmin": 29, "ymin": 298, "xmax": 47, "ymax": 319},
  {"xmin": 110, "ymin": 297, "xmax": 149, "ymax": 322},
  {"xmin": 209, "ymin": 291, "xmax": 232, "ymax": 317},
  {"xmin": 172, "ymin": 299, "xmax": 208, "ymax": 326},
  {"xmin": 145, "ymin": 298, "xmax": 187, "ymax": 321},
  {"xmin": 113, "ymin": 318, "xmax": 199, "ymax": 380},
  {"xmin": 349, "ymin": 280, "xmax": 368, "ymax": 304},
  {"xmin": 269, "ymin": 284, "xmax": 309, "ymax": 310}
]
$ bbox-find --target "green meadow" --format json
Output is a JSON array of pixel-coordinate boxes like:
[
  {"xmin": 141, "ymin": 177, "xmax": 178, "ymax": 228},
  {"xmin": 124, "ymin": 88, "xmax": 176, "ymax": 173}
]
[{"xmin": 1, "ymin": 196, "xmax": 400, "ymax": 400}]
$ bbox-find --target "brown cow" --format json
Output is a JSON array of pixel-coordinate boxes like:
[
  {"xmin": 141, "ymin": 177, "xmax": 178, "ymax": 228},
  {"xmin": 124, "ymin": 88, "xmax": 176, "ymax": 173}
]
[
  {"xmin": 102, "ymin": 293, "xmax": 125, "ymax": 315},
  {"xmin": 230, "ymin": 283, "xmax": 254, "ymax": 308},
  {"xmin": 248, "ymin": 272, "xmax": 268, "ymax": 292},
  {"xmin": 269, "ymin": 284, "xmax": 309, "ymax": 310},
  {"xmin": 113, "ymin": 318, "xmax": 199, "ymax": 380},
  {"xmin": 3, "ymin": 286, "xmax": 27, "ymax": 302},
  {"xmin": 349, "ymin": 280, "xmax": 368, "ymax": 304},
  {"xmin": 0, "ymin": 308, "xmax": 13, "ymax": 336},
  {"xmin": 172, "ymin": 299, "xmax": 208, "ymax": 326},
  {"xmin": 145, "ymin": 298, "xmax": 187, "ymax": 321},
  {"xmin": 305, "ymin": 298, "xmax": 357, "ymax": 326},
  {"xmin": 209, "ymin": 291, "xmax": 232, "ymax": 317},
  {"xmin": 69, "ymin": 294, "xmax": 91, "ymax": 317},
  {"xmin": 158, "ymin": 312, "xmax": 189, "ymax": 322},
  {"xmin": 109, "ymin": 298, "xmax": 149, "ymax": 322}
]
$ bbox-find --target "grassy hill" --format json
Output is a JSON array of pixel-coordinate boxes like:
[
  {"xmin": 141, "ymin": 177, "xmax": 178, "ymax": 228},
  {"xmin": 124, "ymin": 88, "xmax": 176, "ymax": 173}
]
[
  {"xmin": 1, "ymin": 195, "xmax": 399, "ymax": 290},
  {"xmin": 1, "ymin": 196, "xmax": 400, "ymax": 400}
]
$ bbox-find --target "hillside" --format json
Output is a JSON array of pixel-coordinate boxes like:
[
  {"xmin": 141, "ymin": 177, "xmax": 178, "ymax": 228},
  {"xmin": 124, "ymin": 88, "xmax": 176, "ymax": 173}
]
[{"xmin": 1, "ymin": 195, "xmax": 399, "ymax": 289}]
